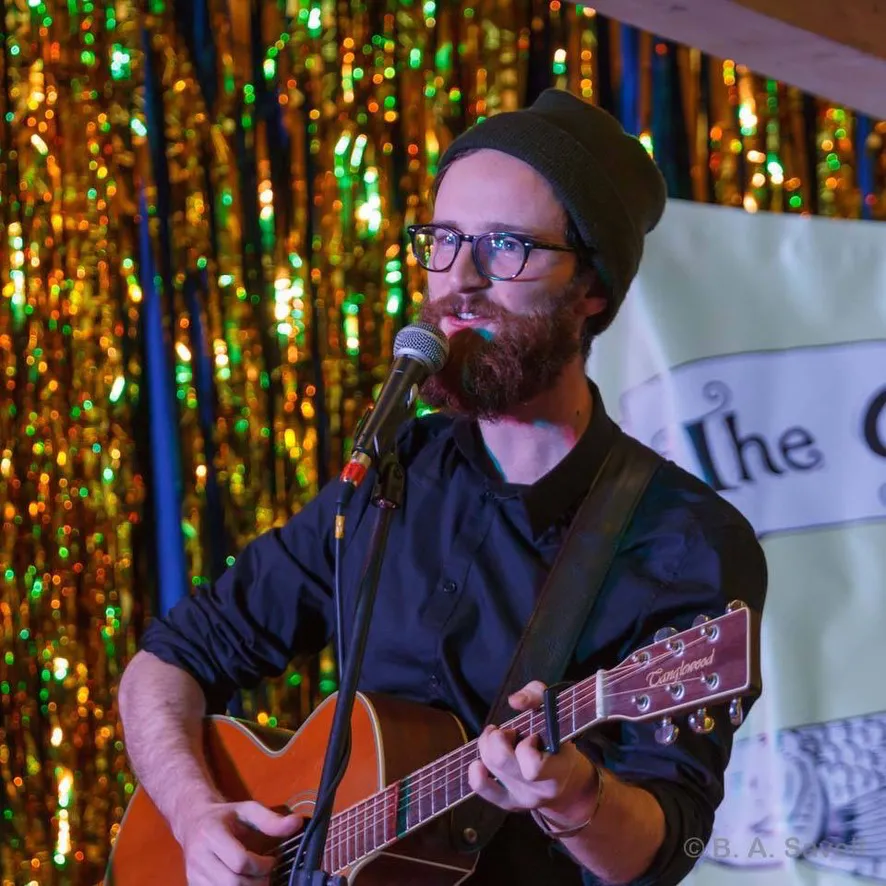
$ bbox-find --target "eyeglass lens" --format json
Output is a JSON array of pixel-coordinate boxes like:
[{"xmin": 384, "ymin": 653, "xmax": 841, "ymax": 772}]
[{"xmin": 412, "ymin": 227, "xmax": 526, "ymax": 279}]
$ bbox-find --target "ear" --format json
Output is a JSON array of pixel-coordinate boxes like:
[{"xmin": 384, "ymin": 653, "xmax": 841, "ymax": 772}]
[{"xmin": 573, "ymin": 268, "xmax": 607, "ymax": 320}]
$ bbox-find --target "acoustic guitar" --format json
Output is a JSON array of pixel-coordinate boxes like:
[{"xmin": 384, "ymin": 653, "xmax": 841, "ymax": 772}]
[{"xmin": 105, "ymin": 602, "xmax": 760, "ymax": 885}]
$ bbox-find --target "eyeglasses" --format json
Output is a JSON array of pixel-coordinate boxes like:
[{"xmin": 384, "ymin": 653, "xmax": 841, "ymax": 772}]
[{"xmin": 406, "ymin": 223, "xmax": 574, "ymax": 281}]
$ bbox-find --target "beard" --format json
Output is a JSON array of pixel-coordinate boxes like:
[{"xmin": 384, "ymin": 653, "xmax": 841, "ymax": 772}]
[{"xmin": 417, "ymin": 281, "xmax": 584, "ymax": 421}]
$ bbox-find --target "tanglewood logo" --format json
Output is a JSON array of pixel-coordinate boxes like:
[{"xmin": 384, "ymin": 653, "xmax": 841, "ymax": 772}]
[{"xmin": 646, "ymin": 651, "xmax": 715, "ymax": 688}]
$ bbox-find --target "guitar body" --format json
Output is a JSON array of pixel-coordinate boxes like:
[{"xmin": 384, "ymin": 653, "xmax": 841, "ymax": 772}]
[
  {"xmin": 105, "ymin": 692, "xmax": 479, "ymax": 885},
  {"xmin": 106, "ymin": 605, "xmax": 761, "ymax": 885}
]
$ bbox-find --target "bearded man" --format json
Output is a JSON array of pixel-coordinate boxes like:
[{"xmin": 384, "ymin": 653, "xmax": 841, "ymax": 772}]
[{"xmin": 117, "ymin": 89, "xmax": 767, "ymax": 886}]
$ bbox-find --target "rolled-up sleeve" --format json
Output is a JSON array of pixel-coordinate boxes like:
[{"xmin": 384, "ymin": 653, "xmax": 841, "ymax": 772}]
[
  {"xmin": 577, "ymin": 510, "xmax": 768, "ymax": 886},
  {"xmin": 139, "ymin": 481, "xmax": 347, "ymax": 713}
]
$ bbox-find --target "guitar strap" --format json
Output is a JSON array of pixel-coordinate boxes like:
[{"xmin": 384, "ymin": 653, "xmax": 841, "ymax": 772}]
[{"xmin": 449, "ymin": 426, "xmax": 663, "ymax": 853}]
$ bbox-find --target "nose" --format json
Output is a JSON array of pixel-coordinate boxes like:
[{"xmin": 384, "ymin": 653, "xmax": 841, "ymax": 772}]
[{"xmin": 443, "ymin": 239, "xmax": 489, "ymax": 294}]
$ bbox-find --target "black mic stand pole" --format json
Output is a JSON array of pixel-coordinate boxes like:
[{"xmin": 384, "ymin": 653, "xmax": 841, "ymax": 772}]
[{"xmin": 290, "ymin": 445, "xmax": 405, "ymax": 886}]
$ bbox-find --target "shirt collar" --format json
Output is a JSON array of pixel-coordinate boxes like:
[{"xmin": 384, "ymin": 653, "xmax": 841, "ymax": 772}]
[{"xmin": 451, "ymin": 379, "xmax": 618, "ymax": 538}]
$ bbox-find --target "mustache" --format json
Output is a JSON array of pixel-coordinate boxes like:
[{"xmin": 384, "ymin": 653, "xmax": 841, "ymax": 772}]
[{"xmin": 421, "ymin": 294, "xmax": 509, "ymax": 321}]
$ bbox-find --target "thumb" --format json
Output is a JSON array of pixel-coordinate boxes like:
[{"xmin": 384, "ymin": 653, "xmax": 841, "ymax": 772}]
[
  {"xmin": 508, "ymin": 680, "xmax": 546, "ymax": 711},
  {"xmin": 236, "ymin": 801, "xmax": 303, "ymax": 837}
]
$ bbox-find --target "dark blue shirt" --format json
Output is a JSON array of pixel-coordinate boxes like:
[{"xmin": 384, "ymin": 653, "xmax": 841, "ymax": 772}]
[{"xmin": 141, "ymin": 381, "xmax": 767, "ymax": 885}]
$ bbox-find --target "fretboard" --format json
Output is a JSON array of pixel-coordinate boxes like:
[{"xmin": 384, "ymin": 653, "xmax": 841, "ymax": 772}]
[{"xmin": 319, "ymin": 674, "xmax": 602, "ymax": 873}]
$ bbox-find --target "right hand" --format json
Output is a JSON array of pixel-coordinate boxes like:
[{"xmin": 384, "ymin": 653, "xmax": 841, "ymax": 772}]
[{"xmin": 178, "ymin": 799, "xmax": 303, "ymax": 885}]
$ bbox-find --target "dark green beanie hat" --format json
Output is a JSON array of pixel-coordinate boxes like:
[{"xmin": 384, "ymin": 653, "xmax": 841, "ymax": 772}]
[{"xmin": 435, "ymin": 88, "xmax": 667, "ymax": 331}]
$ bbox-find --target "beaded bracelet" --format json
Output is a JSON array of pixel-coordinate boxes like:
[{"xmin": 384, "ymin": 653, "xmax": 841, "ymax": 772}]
[{"xmin": 530, "ymin": 763, "xmax": 605, "ymax": 840}]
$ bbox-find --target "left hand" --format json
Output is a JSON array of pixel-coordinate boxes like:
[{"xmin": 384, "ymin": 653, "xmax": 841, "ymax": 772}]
[{"xmin": 468, "ymin": 680, "xmax": 599, "ymax": 824}]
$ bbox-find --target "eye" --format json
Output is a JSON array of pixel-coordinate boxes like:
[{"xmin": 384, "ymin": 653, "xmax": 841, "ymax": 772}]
[{"xmin": 488, "ymin": 235, "xmax": 520, "ymax": 252}]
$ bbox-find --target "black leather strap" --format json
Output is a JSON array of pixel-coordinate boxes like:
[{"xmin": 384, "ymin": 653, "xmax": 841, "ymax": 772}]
[{"xmin": 449, "ymin": 428, "xmax": 663, "ymax": 852}]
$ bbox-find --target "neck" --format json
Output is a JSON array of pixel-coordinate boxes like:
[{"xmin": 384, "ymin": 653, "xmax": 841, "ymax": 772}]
[{"xmin": 478, "ymin": 360, "xmax": 593, "ymax": 486}]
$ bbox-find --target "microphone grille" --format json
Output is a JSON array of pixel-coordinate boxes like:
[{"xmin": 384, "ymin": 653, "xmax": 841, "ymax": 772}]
[{"xmin": 393, "ymin": 322, "xmax": 449, "ymax": 372}]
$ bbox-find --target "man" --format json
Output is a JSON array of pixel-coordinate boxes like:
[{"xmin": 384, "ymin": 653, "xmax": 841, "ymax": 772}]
[{"xmin": 117, "ymin": 89, "xmax": 767, "ymax": 886}]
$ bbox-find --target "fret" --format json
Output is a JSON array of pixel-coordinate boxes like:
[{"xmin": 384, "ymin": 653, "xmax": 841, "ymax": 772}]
[
  {"xmin": 383, "ymin": 786, "xmax": 394, "ymax": 846},
  {"xmin": 403, "ymin": 777, "xmax": 416, "ymax": 832},
  {"xmin": 466, "ymin": 745, "xmax": 476, "ymax": 796},
  {"xmin": 355, "ymin": 801, "xmax": 366, "ymax": 864},
  {"xmin": 435, "ymin": 758, "xmax": 448, "ymax": 817},
  {"xmin": 428, "ymin": 763, "xmax": 439, "ymax": 818},
  {"xmin": 397, "ymin": 775, "xmax": 419, "ymax": 834},
  {"xmin": 331, "ymin": 822, "xmax": 344, "ymax": 871},
  {"xmin": 571, "ymin": 680, "xmax": 595, "ymax": 733},
  {"xmin": 450, "ymin": 752, "xmax": 462, "ymax": 806},
  {"xmin": 360, "ymin": 796, "xmax": 372, "ymax": 860},
  {"xmin": 375, "ymin": 795, "xmax": 383, "ymax": 854},
  {"xmin": 447, "ymin": 753, "xmax": 460, "ymax": 806},
  {"xmin": 370, "ymin": 791, "xmax": 384, "ymax": 854},
  {"xmin": 342, "ymin": 807, "xmax": 352, "ymax": 869},
  {"xmin": 418, "ymin": 765, "xmax": 437, "ymax": 822},
  {"xmin": 324, "ymin": 823, "xmax": 337, "ymax": 875},
  {"xmin": 333, "ymin": 807, "xmax": 343, "ymax": 869},
  {"xmin": 336, "ymin": 819, "xmax": 342, "ymax": 872},
  {"xmin": 413, "ymin": 776, "xmax": 425, "ymax": 829},
  {"xmin": 351, "ymin": 804, "xmax": 360, "ymax": 864},
  {"xmin": 351, "ymin": 804, "xmax": 357, "ymax": 860},
  {"xmin": 342, "ymin": 806, "xmax": 352, "ymax": 867},
  {"xmin": 557, "ymin": 690, "xmax": 569, "ymax": 742}
]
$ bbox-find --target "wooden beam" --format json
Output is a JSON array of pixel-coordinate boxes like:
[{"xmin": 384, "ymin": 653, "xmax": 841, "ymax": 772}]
[{"xmin": 575, "ymin": 0, "xmax": 886, "ymax": 119}]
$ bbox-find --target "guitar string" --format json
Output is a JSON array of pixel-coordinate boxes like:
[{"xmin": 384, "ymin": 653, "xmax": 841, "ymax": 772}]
[
  {"xmin": 269, "ymin": 629, "xmax": 728, "ymax": 876},
  {"xmin": 268, "ymin": 677, "xmax": 703, "ymax": 881},
  {"xmin": 269, "ymin": 628, "xmax": 729, "ymax": 878},
  {"xmin": 278, "ymin": 634, "xmax": 736, "ymax": 880},
  {"xmin": 269, "ymin": 629, "xmax": 731, "ymax": 876}
]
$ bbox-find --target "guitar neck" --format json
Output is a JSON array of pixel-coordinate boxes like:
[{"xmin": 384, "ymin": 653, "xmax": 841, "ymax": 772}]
[
  {"xmin": 313, "ymin": 603, "xmax": 758, "ymax": 874},
  {"xmin": 319, "ymin": 676, "xmax": 601, "ymax": 873}
]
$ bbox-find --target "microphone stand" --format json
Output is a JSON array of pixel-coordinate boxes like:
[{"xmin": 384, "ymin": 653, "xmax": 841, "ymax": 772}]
[{"xmin": 290, "ymin": 444, "xmax": 405, "ymax": 886}]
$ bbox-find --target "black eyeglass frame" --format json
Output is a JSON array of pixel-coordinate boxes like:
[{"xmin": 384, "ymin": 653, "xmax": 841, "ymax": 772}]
[{"xmin": 406, "ymin": 223, "xmax": 575, "ymax": 281}]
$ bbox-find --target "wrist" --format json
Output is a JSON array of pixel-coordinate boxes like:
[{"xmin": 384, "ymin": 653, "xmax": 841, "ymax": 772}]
[
  {"xmin": 170, "ymin": 787, "xmax": 226, "ymax": 845},
  {"xmin": 534, "ymin": 759, "xmax": 604, "ymax": 839},
  {"xmin": 541, "ymin": 755, "xmax": 600, "ymax": 823}
]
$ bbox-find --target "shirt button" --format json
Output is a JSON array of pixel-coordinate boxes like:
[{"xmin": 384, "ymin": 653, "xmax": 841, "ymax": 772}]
[
  {"xmin": 442, "ymin": 580, "xmax": 458, "ymax": 594},
  {"xmin": 429, "ymin": 674, "xmax": 440, "ymax": 689},
  {"xmin": 482, "ymin": 490, "xmax": 494, "ymax": 501}
]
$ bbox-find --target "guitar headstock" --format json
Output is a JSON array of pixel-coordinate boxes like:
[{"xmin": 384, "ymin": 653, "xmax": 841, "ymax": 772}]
[{"xmin": 601, "ymin": 601, "xmax": 761, "ymax": 744}]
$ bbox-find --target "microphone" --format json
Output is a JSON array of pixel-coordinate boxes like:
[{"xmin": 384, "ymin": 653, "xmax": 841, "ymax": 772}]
[{"xmin": 338, "ymin": 322, "xmax": 449, "ymax": 505}]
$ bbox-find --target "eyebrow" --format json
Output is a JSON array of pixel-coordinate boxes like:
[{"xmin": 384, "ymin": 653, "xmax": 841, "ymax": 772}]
[{"xmin": 431, "ymin": 219, "xmax": 555, "ymax": 239}]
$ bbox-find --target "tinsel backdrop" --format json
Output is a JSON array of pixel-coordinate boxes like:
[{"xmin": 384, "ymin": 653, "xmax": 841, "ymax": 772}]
[{"xmin": 0, "ymin": 0, "xmax": 884, "ymax": 883}]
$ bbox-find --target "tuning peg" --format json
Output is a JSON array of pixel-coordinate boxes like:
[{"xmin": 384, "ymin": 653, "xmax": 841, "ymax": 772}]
[
  {"xmin": 654, "ymin": 717, "xmax": 679, "ymax": 745},
  {"xmin": 692, "ymin": 613, "xmax": 719, "ymax": 640},
  {"xmin": 726, "ymin": 599, "xmax": 748, "ymax": 613},
  {"xmin": 729, "ymin": 698, "xmax": 744, "ymax": 726},
  {"xmin": 654, "ymin": 625, "xmax": 684, "ymax": 654},
  {"xmin": 688, "ymin": 708, "xmax": 715, "ymax": 734}
]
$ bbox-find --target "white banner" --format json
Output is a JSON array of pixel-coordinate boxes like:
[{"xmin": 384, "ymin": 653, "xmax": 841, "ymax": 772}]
[
  {"xmin": 618, "ymin": 343, "xmax": 886, "ymax": 537},
  {"xmin": 589, "ymin": 198, "xmax": 886, "ymax": 886}
]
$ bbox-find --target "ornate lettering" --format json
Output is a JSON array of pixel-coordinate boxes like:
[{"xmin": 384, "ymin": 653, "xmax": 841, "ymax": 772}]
[{"xmin": 646, "ymin": 651, "xmax": 716, "ymax": 688}]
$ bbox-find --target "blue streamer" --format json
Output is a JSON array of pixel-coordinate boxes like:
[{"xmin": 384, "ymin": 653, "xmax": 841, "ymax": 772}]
[
  {"xmin": 856, "ymin": 115, "xmax": 874, "ymax": 221},
  {"xmin": 138, "ymin": 190, "xmax": 189, "ymax": 616},
  {"xmin": 140, "ymin": 28, "xmax": 189, "ymax": 615},
  {"xmin": 619, "ymin": 24, "xmax": 640, "ymax": 135}
]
